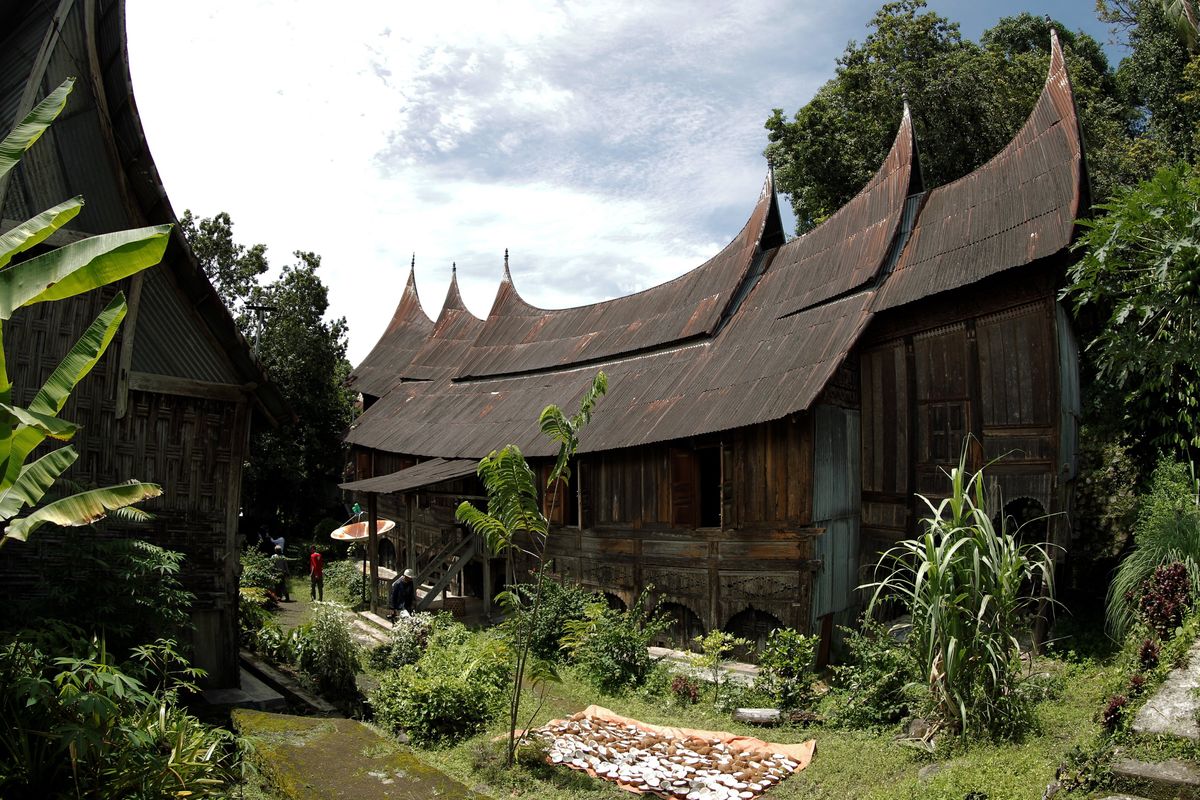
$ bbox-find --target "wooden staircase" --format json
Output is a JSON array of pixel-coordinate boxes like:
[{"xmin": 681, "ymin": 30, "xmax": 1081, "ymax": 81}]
[{"xmin": 413, "ymin": 532, "xmax": 480, "ymax": 611}]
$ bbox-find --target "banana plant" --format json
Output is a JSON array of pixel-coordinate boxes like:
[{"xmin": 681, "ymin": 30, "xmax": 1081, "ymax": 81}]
[
  {"xmin": 0, "ymin": 79, "xmax": 170, "ymax": 548},
  {"xmin": 456, "ymin": 370, "xmax": 607, "ymax": 767}
]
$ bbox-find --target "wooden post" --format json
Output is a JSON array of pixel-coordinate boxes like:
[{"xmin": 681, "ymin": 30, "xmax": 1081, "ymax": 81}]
[
  {"xmin": 405, "ymin": 493, "xmax": 416, "ymax": 571},
  {"xmin": 368, "ymin": 494, "xmax": 380, "ymax": 613}
]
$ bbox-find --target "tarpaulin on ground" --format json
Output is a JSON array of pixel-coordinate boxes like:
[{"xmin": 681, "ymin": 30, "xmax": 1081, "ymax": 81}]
[{"xmin": 532, "ymin": 705, "xmax": 815, "ymax": 798}]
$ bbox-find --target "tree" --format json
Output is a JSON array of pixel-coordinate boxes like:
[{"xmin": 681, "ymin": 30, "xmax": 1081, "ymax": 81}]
[
  {"xmin": 178, "ymin": 218, "xmax": 354, "ymax": 540},
  {"xmin": 1100, "ymin": 0, "xmax": 1200, "ymax": 166},
  {"xmin": 242, "ymin": 252, "xmax": 355, "ymax": 537},
  {"xmin": 765, "ymin": 2, "xmax": 1131, "ymax": 232},
  {"xmin": 1063, "ymin": 163, "xmax": 1200, "ymax": 460},
  {"xmin": 177, "ymin": 211, "xmax": 267, "ymax": 313},
  {"xmin": 0, "ymin": 80, "xmax": 165, "ymax": 546},
  {"xmin": 456, "ymin": 371, "xmax": 607, "ymax": 768}
]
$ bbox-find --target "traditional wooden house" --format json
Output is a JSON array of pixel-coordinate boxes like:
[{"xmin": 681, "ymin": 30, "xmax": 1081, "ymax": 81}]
[
  {"xmin": 0, "ymin": 0, "xmax": 289, "ymax": 686},
  {"xmin": 343, "ymin": 32, "xmax": 1085, "ymax": 655}
]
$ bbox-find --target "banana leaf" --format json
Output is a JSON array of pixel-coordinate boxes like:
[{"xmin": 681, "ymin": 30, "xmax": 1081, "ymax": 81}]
[
  {"xmin": 0, "ymin": 294, "xmax": 126, "ymax": 484},
  {"xmin": 0, "ymin": 79, "xmax": 73, "ymax": 181},
  {"xmin": 0, "ymin": 197, "xmax": 83, "ymax": 269},
  {"xmin": 0, "ymin": 226, "xmax": 170, "ymax": 319},
  {"xmin": 4, "ymin": 480, "xmax": 163, "ymax": 544},
  {"xmin": 0, "ymin": 446, "xmax": 78, "ymax": 520}
]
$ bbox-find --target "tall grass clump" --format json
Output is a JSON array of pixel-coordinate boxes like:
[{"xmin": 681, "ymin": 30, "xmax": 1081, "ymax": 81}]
[
  {"xmin": 865, "ymin": 447, "xmax": 1054, "ymax": 739},
  {"xmin": 1106, "ymin": 458, "xmax": 1200, "ymax": 640}
]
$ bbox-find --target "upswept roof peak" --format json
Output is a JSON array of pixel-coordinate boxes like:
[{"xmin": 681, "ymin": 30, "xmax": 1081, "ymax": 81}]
[{"xmin": 873, "ymin": 28, "xmax": 1084, "ymax": 312}]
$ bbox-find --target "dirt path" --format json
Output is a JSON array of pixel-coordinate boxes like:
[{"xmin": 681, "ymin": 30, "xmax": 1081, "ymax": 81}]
[{"xmin": 273, "ymin": 577, "xmax": 316, "ymax": 631}]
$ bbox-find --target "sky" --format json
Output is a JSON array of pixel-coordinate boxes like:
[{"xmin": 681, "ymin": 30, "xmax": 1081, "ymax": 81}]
[{"xmin": 124, "ymin": 1, "xmax": 1120, "ymax": 366}]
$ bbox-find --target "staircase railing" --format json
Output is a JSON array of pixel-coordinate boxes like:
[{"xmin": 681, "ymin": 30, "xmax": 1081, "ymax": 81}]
[{"xmin": 414, "ymin": 533, "xmax": 480, "ymax": 611}]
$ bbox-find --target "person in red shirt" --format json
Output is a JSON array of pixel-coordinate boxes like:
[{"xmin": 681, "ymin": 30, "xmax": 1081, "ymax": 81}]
[{"xmin": 309, "ymin": 545, "xmax": 324, "ymax": 601}]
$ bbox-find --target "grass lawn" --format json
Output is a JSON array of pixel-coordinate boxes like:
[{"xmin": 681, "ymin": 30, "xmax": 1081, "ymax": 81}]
[{"xmin": 409, "ymin": 654, "xmax": 1120, "ymax": 800}]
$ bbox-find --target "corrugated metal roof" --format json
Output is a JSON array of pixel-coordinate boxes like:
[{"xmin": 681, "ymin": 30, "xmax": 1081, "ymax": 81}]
[
  {"xmin": 347, "ymin": 266, "xmax": 435, "ymax": 397},
  {"xmin": 339, "ymin": 457, "xmax": 478, "ymax": 494},
  {"xmin": 346, "ymin": 30, "xmax": 1084, "ymax": 462},
  {"xmin": 872, "ymin": 30, "xmax": 1084, "ymax": 312}
]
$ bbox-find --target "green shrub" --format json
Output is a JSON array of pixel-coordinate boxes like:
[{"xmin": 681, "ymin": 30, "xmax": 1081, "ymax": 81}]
[
  {"xmin": 753, "ymin": 627, "xmax": 818, "ymax": 710},
  {"xmin": 323, "ymin": 559, "xmax": 366, "ymax": 605},
  {"xmin": 825, "ymin": 618, "xmax": 917, "ymax": 729},
  {"xmin": 0, "ymin": 632, "xmax": 234, "ymax": 797},
  {"xmin": 239, "ymin": 587, "xmax": 273, "ymax": 648},
  {"xmin": 369, "ymin": 612, "xmax": 440, "ymax": 670},
  {"xmin": 509, "ymin": 580, "xmax": 595, "ymax": 662},
  {"xmin": 690, "ymin": 630, "xmax": 751, "ymax": 709},
  {"xmin": 562, "ymin": 589, "xmax": 669, "ymax": 693},
  {"xmin": 866, "ymin": 448, "xmax": 1053, "ymax": 739},
  {"xmin": 371, "ymin": 629, "xmax": 510, "ymax": 745},
  {"xmin": 254, "ymin": 624, "xmax": 296, "ymax": 665},
  {"xmin": 293, "ymin": 603, "xmax": 360, "ymax": 699},
  {"xmin": 240, "ymin": 548, "xmax": 278, "ymax": 592},
  {"xmin": 1107, "ymin": 458, "xmax": 1200, "ymax": 639}
]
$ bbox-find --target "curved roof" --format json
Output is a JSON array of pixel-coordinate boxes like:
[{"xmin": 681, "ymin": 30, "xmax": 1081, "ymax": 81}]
[
  {"xmin": 405, "ymin": 268, "xmax": 485, "ymax": 380},
  {"xmin": 346, "ymin": 30, "xmax": 1085, "ymax": 463},
  {"xmin": 873, "ymin": 29, "xmax": 1085, "ymax": 312},
  {"xmin": 445, "ymin": 174, "xmax": 778, "ymax": 380},
  {"xmin": 348, "ymin": 266, "xmax": 434, "ymax": 396},
  {"xmin": 346, "ymin": 113, "xmax": 913, "ymax": 458},
  {"xmin": 766, "ymin": 107, "xmax": 914, "ymax": 316}
]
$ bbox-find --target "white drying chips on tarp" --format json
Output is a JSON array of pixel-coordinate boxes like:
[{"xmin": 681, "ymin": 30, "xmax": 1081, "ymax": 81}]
[{"xmin": 532, "ymin": 706, "xmax": 815, "ymax": 800}]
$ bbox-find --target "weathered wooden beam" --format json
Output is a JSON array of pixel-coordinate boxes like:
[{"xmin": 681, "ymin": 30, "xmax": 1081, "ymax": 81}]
[{"xmin": 128, "ymin": 371, "xmax": 248, "ymax": 402}]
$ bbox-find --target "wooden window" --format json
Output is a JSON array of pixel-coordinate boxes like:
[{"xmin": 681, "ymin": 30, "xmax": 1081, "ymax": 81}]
[
  {"xmin": 697, "ymin": 447, "xmax": 721, "ymax": 528},
  {"xmin": 670, "ymin": 448, "xmax": 698, "ymax": 528}
]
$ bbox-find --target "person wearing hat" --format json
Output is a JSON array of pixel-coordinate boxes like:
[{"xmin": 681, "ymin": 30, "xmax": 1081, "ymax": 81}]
[
  {"xmin": 271, "ymin": 545, "xmax": 291, "ymax": 602},
  {"xmin": 389, "ymin": 568, "xmax": 415, "ymax": 621}
]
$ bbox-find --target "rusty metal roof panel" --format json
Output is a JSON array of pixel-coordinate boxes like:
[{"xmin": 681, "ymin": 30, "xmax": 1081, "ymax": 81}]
[
  {"xmin": 450, "ymin": 174, "xmax": 778, "ymax": 379},
  {"xmin": 339, "ymin": 457, "xmax": 478, "ymax": 494},
  {"xmin": 347, "ymin": 267, "xmax": 435, "ymax": 396},
  {"xmin": 873, "ymin": 30, "xmax": 1084, "ymax": 313},
  {"xmin": 765, "ymin": 111, "xmax": 913, "ymax": 317}
]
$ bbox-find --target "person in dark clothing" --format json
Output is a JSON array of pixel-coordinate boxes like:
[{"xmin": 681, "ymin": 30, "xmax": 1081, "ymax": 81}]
[{"xmin": 388, "ymin": 568, "xmax": 415, "ymax": 621}]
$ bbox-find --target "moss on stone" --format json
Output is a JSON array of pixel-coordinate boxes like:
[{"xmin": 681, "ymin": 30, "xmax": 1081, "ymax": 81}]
[{"xmin": 233, "ymin": 709, "xmax": 490, "ymax": 799}]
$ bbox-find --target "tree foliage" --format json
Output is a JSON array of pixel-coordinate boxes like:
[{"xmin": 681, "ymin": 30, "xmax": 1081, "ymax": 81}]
[
  {"xmin": 765, "ymin": 2, "xmax": 1131, "ymax": 232},
  {"xmin": 1064, "ymin": 163, "xmax": 1200, "ymax": 457},
  {"xmin": 179, "ymin": 219, "xmax": 354, "ymax": 539}
]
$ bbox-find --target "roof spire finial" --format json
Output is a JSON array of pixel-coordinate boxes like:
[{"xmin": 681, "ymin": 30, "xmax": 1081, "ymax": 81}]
[
  {"xmin": 502, "ymin": 248, "xmax": 512, "ymax": 282},
  {"xmin": 452, "ymin": 261, "xmax": 457, "ymax": 276},
  {"xmin": 411, "ymin": 252, "xmax": 415, "ymax": 270}
]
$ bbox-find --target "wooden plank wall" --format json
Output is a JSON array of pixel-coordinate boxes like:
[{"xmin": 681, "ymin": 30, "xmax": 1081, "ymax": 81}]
[
  {"xmin": 0, "ymin": 285, "xmax": 252, "ymax": 685},
  {"xmin": 860, "ymin": 287, "xmax": 1060, "ymax": 566}
]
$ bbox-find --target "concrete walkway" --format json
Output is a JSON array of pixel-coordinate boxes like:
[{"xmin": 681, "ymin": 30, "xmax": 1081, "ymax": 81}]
[
  {"xmin": 1133, "ymin": 638, "xmax": 1200, "ymax": 740},
  {"xmin": 234, "ymin": 709, "xmax": 488, "ymax": 799}
]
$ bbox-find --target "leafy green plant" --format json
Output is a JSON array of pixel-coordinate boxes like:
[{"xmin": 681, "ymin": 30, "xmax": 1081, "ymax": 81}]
[
  {"xmin": 371, "ymin": 628, "xmax": 510, "ymax": 745},
  {"xmin": 238, "ymin": 588, "xmax": 272, "ymax": 648},
  {"xmin": 825, "ymin": 617, "xmax": 917, "ymax": 729},
  {"xmin": 1065, "ymin": 164, "xmax": 1200, "ymax": 455},
  {"xmin": 0, "ymin": 80, "xmax": 169, "ymax": 549},
  {"xmin": 1107, "ymin": 458, "xmax": 1200, "ymax": 639},
  {"xmin": 865, "ymin": 446, "xmax": 1054, "ymax": 739},
  {"xmin": 0, "ymin": 633, "xmax": 234, "ymax": 797},
  {"xmin": 690, "ymin": 630, "xmax": 751, "ymax": 710},
  {"xmin": 239, "ymin": 548, "xmax": 279, "ymax": 592},
  {"xmin": 455, "ymin": 371, "xmax": 606, "ymax": 766},
  {"xmin": 561, "ymin": 588, "xmax": 669, "ymax": 694},
  {"xmin": 753, "ymin": 627, "xmax": 819, "ymax": 710},
  {"xmin": 510, "ymin": 579, "xmax": 595, "ymax": 662},
  {"xmin": 369, "ymin": 611, "xmax": 440, "ymax": 670},
  {"xmin": 322, "ymin": 557, "xmax": 366, "ymax": 605},
  {"xmin": 292, "ymin": 602, "xmax": 360, "ymax": 699}
]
